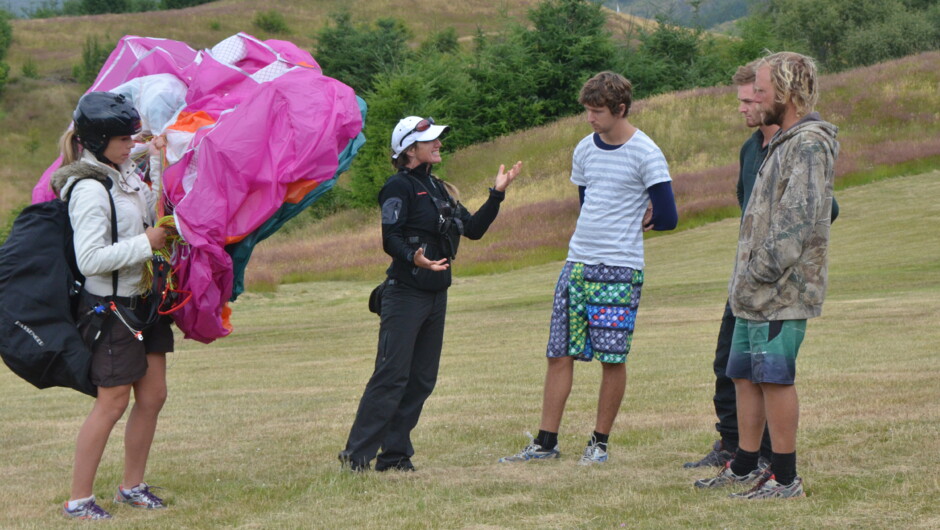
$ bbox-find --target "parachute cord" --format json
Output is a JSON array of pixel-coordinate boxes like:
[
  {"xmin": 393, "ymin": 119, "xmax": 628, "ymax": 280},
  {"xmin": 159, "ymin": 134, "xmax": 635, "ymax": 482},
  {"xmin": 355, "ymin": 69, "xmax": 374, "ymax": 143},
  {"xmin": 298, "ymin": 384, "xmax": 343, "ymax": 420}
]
[{"xmin": 138, "ymin": 215, "xmax": 187, "ymax": 296}]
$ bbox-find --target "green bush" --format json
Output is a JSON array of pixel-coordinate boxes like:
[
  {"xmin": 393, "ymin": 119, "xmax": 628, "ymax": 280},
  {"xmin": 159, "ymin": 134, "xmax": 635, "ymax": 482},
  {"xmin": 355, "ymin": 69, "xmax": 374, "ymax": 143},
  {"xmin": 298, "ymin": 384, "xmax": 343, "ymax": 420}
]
[
  {"xmin": 21, "ymin": 57, "xmax": 40, "ymax": 79},
  {"xmin": 840, "ymin": 9, "xmax": 939, "ymax": 66},
  {"xmin": 0, "ymin": 9, "xmax": 11, "ymax": 60},
  {"xmin": 314, "ymin": 11, "xmax": 412, "ymax": 94},
  {"xmin": 73, "ymin": 35, "xmax": 115, "ymax": 86},
  {"xmin": 161, "ymin": 0, "xmax": 214, "ymax": 8},
  {"xmin": 253, "ymin": 9, "xmax": 290, "ymax": 35},
  {"xmin": 81, "ymin": 0, "xmax": 130, "ymax": 14}
]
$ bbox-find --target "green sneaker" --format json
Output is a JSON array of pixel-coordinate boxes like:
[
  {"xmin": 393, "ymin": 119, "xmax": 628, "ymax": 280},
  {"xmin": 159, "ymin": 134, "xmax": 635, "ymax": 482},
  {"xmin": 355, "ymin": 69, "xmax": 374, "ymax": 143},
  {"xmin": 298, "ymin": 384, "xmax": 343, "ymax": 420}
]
[
  {"xmin": 694, "ymin": 461, "xmax": 766, "ymax": 489},
  {"xmin": 730, "ymin": 475, "xmax": 806, "ymax": 499}
]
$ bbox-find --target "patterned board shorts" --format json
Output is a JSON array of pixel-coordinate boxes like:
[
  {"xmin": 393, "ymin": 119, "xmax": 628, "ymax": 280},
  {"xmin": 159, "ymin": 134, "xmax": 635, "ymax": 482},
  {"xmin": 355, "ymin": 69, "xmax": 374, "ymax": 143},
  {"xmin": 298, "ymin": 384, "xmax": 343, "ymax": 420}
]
[{"xmin": 546, "ymin": 261, "xmax": 644, "ymax": 364}]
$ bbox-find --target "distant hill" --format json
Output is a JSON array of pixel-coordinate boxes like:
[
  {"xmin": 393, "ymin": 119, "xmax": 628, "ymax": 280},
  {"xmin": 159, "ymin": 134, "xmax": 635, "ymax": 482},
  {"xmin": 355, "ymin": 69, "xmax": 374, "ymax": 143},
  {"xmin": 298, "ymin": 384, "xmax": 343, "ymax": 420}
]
[
  {"xmin": 601, "ymin": 0, "xmax": 761, "ymax": 29},
  {"xmin": 1, "ymin": 0, "xmax": 60, "ymax": 17}
]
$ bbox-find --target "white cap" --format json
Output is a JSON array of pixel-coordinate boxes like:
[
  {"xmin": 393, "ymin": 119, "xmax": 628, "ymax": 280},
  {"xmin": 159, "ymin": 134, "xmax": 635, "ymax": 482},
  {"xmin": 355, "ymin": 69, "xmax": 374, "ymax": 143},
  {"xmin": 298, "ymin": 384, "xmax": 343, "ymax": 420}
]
[{"xmin": 391, "ymin": 116, "xmax": 449, "ymax": 159}]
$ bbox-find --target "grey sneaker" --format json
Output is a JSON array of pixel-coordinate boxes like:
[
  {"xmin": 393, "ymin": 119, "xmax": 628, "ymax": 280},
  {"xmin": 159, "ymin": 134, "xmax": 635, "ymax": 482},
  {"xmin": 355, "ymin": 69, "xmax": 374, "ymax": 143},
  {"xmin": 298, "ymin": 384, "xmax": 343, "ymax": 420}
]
[
  {"xmin": 730, "ymin": 475, "xmax": 805, "ymax": 499},
  {"xmin": 694, "ymin": 462, "xmax": 766, "ymax": 489},
  {"xmin": 63, "ymin": 497, "xmax": 112, "ymax": 519},
  {"xmin": 498, "ymin": 432, "xmax": 560, "ymax": 463},
  {"xmin": 114, "ymin": 483, "xmax": 166, "ymax": 509},
  {"xmin": 683, "ymin": 440, "xmax": 734, "ymax": 468},
  {"xmin": 577, "ymin": 439, "xmax": 609, "ymax": 466}
]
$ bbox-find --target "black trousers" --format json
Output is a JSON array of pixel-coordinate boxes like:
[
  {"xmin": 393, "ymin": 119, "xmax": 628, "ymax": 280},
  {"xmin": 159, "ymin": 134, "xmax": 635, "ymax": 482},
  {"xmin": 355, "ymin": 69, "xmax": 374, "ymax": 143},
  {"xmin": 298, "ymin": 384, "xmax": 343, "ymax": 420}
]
[
  {"xmin": 343, "ymin": 282, "xmax": 448, "ymax": 467},
  {"xmin": 714, "ymin": 301, "xmax": 772, "ymax": 457}
]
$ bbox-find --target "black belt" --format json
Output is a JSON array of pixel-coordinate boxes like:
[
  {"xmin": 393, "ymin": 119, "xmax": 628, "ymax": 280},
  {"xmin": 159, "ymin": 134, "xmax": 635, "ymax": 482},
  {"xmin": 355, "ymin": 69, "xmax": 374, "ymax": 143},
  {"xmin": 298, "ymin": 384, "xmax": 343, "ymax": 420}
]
[{"xmin": 84, "ymin": 291, "xmax": 143, "ymax": 310}]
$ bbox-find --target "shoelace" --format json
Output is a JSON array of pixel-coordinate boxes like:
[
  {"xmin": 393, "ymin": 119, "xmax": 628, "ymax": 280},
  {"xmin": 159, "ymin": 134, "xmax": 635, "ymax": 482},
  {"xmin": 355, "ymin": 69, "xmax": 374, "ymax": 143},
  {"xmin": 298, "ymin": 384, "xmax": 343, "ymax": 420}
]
[
  {"xmin": 136, "ymin": 484, "xmax": 165, "ymax": 505},
  {"xmin": 82, "ymin": 500, "xmax": 110, "ymax": 517}
]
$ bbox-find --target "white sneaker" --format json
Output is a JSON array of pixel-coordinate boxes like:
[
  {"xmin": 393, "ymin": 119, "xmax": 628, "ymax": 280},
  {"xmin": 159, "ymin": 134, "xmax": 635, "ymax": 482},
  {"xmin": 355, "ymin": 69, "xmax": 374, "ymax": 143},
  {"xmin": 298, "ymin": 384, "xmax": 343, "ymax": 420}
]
[{"xmin": 578, "ymin": 439, "xmax": 608, "ymax": 466}]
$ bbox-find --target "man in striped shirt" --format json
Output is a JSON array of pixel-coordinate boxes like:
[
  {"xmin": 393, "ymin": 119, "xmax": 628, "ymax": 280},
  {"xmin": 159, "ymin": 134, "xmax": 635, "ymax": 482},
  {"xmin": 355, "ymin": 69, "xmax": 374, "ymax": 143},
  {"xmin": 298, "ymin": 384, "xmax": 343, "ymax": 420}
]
[{"xmin": 500, "ymin": 71, "xmax": 678, "ymax": 466}]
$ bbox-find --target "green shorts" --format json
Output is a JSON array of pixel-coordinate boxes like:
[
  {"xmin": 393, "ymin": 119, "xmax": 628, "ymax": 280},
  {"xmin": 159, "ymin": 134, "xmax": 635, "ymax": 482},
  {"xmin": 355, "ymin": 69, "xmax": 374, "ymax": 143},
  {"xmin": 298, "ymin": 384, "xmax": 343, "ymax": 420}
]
[{"xmin": 726, "ymin": 318, "xmax": 806, "ymax": 385}]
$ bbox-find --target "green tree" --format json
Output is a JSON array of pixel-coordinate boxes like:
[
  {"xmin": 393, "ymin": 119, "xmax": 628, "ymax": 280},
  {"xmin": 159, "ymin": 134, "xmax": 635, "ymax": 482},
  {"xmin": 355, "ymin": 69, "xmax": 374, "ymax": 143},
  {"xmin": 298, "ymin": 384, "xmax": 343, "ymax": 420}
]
[
  {"xmin": 73, "ymin": 36, "xmax": 115, "ymax": 85},
  {"xmin": 161, "ymin": 0, "xmax": 214, "ymax": 8},
  {"xmin": 81, "ymin": 0, "xmax": 130, "ymax": 14},
  {"xmin": 0, "ymin": 10, "xmax": 11, "ymax": 95},
  {"xmin": 840, "ymin": 9, "xmax": 939, "ymax": 66},
  {"xmin": 523, "ymin": 0, "xmax": 615, "ymax": 116},
  {"xmin": 314, "ymin": 11, "xmax": 412, "ymax": 94}
]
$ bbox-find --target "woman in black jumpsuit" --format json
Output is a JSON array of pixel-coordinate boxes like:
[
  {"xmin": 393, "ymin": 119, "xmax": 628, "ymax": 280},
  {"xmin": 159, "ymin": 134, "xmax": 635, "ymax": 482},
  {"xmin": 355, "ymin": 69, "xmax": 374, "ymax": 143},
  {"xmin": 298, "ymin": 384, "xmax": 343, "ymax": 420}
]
[{"xmin": 339, "ymin": 116, "xmax": 522, "ymax": 471}]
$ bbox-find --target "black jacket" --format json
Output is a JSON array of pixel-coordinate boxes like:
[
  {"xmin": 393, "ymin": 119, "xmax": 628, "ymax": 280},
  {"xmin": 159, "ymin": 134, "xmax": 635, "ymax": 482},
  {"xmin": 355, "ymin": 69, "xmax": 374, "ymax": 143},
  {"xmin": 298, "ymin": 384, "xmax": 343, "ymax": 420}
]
[{"xmin": 379, "ymin": 164, "xmax": 504, "ymax": 291}]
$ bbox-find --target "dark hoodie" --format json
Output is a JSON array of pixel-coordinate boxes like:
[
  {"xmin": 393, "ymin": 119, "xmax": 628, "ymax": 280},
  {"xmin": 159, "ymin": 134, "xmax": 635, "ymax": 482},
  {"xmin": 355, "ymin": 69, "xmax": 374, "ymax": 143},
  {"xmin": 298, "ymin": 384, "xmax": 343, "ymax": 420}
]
[{"xmin": 729, "ymin": 112, "xmax": 840, "ymax": 321}]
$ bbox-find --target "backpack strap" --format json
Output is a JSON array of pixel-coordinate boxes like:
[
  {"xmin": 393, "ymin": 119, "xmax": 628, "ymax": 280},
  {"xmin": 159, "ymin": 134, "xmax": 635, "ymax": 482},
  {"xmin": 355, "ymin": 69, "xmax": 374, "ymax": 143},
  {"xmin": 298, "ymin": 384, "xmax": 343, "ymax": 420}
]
[{"xmin": 103, "ymin": 180, "xmax": 118, "ymax": 297}]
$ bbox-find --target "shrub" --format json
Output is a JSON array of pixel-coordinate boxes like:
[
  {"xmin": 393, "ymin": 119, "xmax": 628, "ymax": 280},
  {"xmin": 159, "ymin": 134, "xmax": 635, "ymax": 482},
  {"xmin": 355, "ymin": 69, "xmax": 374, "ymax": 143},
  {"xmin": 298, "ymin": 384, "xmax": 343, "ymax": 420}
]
[
  {"xmin": 21, "ymin": 57, "xmax": 40, "ymax": 79},
  {"xmin": 314, "ymin": 11, "xmax": 412, "ymax": 94},
  {"xmin": 161, "ymin": 0, "xmax": 214, "ymax": 8},
  {"xmin": 81, "ymin": 0, "xmax": 130, "ymax": 14},
  {"xmin": 73, "ymin": 35, "xmax": 115, "ymax": 86},
  {"xmin": 253, "ymin": 10, "xmax": 290, "ymax": 35}
]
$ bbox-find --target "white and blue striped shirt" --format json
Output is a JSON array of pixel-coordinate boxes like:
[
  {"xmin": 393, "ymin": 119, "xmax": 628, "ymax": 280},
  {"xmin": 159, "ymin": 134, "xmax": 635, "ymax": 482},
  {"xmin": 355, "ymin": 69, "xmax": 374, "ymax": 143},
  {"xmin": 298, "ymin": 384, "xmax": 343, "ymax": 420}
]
[{"xmin": 567, "ymin": 130, "xmax": 671, "ymax": 269}]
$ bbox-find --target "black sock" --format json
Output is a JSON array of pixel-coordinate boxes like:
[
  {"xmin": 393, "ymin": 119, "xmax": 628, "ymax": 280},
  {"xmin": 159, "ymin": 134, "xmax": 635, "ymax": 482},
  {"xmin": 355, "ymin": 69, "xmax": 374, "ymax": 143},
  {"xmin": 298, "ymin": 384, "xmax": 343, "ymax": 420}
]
[
  {"xmin": 535, "ymin": 430, "xmax": 558, "ymax": 450},
  {"xmin": 771, "ymin": 451, "xmax": 797, "ymax": 485},
  {"xmin": 730, "ymin": 448, "xmax": 760, "ymax": 476},
  {"xmin": 591, "ymin": 431, "xmax": 609, "ymax": 450}
]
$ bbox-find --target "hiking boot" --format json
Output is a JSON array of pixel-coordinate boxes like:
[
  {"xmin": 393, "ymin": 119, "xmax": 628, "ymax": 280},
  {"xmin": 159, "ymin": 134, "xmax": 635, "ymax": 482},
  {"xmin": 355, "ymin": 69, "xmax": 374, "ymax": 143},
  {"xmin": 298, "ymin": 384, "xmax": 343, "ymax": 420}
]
[
  {"xmin": 730, "ymin": 475, "xmax": 805, "ymax": 499},
  {"xmin": 683, "ymin": 440, "xmax": 734, "ymax": 468},
  {"xmin": 498, "ymin": 432, "xmax": 560, "ymax": 463},
  {"xmin": 338, "ymin": 450, "xmax": 370, "ymax": 472},
  {"xmin": 577, "ymin": 439, "xmax": 609, "ymax": 466},
  {"xmin": 694, "ymin": 461, "xmax": 766, "ymax": 489},
  {"xmin": 63, "ymin": 497, "xmax": 112, "ymax": 520},
  {"xmin": 375, "ymin": 458, "xmax": 416, "ymax": 472},
  {"xmin": 114, "ymin": 483, "xmax": 165, "ymax": 509}
]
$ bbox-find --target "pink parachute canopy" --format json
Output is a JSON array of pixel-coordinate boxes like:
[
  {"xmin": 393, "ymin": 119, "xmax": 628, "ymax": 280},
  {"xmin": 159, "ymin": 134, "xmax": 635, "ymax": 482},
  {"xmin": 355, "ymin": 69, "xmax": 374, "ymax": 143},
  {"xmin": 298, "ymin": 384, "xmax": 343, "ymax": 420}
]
[{"xmin": 34, "ymin": 34, "xmax": 364, "ymax": 343}]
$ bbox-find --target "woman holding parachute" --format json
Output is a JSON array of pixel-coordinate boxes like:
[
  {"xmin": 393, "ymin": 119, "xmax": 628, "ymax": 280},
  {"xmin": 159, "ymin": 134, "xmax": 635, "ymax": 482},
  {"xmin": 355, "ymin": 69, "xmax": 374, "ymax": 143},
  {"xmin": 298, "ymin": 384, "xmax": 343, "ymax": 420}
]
[{"xmin": 53, "ymin": 92, "xmax": 172, "ymax": 519}]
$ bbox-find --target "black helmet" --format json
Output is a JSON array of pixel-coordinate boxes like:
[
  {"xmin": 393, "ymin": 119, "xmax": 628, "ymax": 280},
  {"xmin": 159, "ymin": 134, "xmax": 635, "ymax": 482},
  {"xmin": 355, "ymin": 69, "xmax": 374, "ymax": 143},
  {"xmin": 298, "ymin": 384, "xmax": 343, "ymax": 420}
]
[{"xmin": 73, "ymin": 92, "xmax": 142, "ymax": 156}]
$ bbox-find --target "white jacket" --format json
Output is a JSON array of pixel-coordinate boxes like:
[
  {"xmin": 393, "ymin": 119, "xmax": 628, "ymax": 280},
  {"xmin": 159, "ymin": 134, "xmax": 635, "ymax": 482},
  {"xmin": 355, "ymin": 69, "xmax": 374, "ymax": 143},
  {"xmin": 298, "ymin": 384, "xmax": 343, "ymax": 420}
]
[{"xmin": 58, "ymin": 151, "xmax": 158, "ymax": 297}]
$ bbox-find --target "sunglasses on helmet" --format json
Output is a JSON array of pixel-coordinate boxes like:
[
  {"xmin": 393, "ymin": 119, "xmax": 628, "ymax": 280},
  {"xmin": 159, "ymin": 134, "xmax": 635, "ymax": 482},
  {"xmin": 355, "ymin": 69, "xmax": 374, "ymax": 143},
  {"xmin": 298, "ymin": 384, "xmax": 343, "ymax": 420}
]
[{"xmin": 399, "ymin": 117, "xmax": 435, "ymax": 147}]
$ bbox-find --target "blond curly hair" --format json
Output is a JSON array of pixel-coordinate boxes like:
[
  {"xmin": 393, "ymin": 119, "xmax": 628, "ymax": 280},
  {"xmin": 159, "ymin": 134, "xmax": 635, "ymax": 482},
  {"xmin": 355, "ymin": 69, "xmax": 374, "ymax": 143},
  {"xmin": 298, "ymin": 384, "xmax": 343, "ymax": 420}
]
[{"xmin": 758, "ymin": 52, "xmax": 819, "ymax": 117}]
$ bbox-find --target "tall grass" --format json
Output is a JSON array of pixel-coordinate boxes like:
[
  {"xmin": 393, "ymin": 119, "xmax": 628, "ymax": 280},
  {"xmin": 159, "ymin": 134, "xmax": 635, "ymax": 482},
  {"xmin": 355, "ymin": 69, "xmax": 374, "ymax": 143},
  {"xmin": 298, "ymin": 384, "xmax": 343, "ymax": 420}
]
[{"xmin": 1, "ymin": 172, "xmax": 937, "ymax": 528}]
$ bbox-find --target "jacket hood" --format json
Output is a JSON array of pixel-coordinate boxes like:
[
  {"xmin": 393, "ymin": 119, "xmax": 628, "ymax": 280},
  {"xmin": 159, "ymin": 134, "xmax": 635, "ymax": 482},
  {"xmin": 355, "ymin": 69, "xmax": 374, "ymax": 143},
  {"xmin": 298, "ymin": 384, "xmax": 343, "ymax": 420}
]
[
  {"xmin": 771, "ymin": 112, "xmax": 839, "ymax": 153},
  {"xmin": 51, "ymin": 160, "xmax": 111, "ymax": 201}
]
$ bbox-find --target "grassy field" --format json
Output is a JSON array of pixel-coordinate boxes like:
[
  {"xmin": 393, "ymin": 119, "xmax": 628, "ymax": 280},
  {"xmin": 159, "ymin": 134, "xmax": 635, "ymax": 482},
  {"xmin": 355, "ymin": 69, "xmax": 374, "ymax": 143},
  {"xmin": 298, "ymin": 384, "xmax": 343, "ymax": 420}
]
[{"xmin": 1, "ymin": 170, "xmax": 937, "ymax": 528}]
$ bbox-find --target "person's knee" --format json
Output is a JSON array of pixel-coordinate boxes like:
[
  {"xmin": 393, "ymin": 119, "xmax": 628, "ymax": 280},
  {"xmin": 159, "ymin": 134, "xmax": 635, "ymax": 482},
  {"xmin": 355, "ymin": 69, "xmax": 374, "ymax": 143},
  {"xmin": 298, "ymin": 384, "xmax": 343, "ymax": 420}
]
[
  {"xmin": 136, "ymin": 385, "xmax": 168, "ymax": 413},
  {"xmin": 95, "ymin": 393, "xmax": 131, "ymax": 423},
  {"xmin": 546, "ymin": 356, "xmax": 573, "ymax": 371}
]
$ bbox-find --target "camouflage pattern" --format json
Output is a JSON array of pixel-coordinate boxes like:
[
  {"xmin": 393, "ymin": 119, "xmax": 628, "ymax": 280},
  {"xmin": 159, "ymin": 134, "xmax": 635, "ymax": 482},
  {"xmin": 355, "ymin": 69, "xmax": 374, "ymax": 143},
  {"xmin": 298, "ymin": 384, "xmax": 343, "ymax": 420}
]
[{"xmin": 729, "ymin": 113, "xmax": 839, "ymax": 321}]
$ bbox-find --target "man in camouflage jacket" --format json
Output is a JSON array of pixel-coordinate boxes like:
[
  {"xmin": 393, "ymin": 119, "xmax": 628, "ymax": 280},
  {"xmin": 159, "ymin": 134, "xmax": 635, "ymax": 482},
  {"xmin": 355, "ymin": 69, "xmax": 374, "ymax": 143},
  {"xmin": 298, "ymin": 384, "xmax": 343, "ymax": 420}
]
[{"xmin": 696, "ymin": 52, "xmax": 838, "ymax": 499}]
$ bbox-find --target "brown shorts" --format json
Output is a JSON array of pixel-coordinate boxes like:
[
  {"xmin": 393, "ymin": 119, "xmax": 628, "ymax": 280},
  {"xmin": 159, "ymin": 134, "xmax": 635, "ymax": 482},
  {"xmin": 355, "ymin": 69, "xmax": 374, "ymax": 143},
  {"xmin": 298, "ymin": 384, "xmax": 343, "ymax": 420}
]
[{"xmin": 78, "ymin": 294, "xmax": 174, "ymax": 388}]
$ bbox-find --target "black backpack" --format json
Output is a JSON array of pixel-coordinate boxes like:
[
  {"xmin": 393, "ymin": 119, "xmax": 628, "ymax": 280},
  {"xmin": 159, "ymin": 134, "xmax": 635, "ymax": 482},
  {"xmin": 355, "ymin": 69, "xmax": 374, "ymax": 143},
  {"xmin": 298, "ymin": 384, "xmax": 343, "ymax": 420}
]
[{"xmin": 0, "ymin": 195, "xmax": 99, "ymax": 396}]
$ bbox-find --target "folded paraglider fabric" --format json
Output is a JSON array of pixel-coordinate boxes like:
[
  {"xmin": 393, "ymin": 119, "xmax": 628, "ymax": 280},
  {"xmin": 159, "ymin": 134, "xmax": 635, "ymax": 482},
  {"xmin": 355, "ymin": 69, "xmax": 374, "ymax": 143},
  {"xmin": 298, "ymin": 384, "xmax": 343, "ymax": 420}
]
[{"xmin": 33, "ymin": 33, "xmax": 366, "ymax": 343}]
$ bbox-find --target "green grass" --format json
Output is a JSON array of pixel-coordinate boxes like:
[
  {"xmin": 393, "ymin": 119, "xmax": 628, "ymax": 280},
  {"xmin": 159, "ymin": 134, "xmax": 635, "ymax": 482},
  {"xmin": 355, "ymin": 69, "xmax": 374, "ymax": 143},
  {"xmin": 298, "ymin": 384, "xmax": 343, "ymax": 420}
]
[{"xmin": 1, "ymin": 171, "xmax": 938, "ymax": 528}]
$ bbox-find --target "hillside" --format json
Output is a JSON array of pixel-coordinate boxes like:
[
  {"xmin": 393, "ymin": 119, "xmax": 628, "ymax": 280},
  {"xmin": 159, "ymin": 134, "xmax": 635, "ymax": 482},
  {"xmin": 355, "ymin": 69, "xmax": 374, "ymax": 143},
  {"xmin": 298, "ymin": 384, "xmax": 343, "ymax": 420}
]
[
  {"xmin": 0, "ymin": 0, "xmax": 652, "ymax": 217},
  {"xmin": 243, "ymin": 51, "xmax": 940, "ymax": 287}
]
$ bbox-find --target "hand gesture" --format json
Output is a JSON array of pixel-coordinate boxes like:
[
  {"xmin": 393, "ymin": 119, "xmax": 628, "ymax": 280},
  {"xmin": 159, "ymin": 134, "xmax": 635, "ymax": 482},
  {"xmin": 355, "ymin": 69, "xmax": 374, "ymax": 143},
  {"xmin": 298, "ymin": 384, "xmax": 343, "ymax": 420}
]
[
  {"xmin": 413, "ymin": 247, "xmax": 449, "ymax": 271},
  {"xmin": 493, "ymin": 160, "xmax": 523, "ymax": 192}
]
